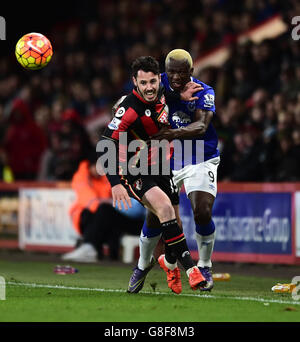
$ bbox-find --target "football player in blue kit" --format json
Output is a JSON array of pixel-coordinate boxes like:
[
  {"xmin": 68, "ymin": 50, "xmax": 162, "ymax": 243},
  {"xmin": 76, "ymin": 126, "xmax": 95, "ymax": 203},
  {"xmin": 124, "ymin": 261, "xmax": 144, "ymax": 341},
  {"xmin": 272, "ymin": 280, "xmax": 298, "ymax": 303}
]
[{"xmin": 128, "ymin": 49, "xmax": 220, "ymax": 294}]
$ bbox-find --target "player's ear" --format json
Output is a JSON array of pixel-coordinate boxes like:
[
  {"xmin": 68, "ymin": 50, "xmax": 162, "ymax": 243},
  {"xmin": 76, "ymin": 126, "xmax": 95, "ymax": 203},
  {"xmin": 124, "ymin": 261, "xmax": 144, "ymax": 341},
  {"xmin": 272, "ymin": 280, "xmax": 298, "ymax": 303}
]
[
  {"xmin": 190, "ymin": 67, "xmax": 194, "ymax": 76},
  {"xmin": 132, "ymin": 76, "xmax": 137, "ymax": 87}
]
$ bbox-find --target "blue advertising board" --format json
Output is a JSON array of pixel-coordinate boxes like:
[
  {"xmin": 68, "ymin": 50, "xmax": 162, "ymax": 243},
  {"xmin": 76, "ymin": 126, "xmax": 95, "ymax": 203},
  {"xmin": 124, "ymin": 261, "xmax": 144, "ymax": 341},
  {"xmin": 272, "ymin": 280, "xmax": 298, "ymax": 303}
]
[{"xmin": 179, "ymin": 192, "xmax": 292, "ymax": 261}]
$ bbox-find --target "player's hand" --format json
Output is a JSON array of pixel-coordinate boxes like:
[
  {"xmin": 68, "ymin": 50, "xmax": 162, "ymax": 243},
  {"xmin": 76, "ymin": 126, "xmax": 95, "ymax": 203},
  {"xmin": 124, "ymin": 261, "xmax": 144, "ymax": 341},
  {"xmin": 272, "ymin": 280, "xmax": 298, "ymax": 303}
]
[
  {"xmin": 111, "ymin": 184, "xmax": 132, "ymax": 210},
  {"xmin": 180, "ymin": 81, "xmax": 203, "ymax": 101},
  {"xmin": 150, "ymin": 126, "xmax": 175, "ymax": 142}
]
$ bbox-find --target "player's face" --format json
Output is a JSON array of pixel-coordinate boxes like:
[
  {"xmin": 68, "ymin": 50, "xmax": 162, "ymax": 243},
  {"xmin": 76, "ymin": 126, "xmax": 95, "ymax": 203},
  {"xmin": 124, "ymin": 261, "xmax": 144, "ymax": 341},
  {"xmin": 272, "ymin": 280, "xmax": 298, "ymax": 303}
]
[
  {"xmin": 166, "ymin": 58, "xmax": 193, "ymax": 92},
  {"xmin": 133, "ymin": 70, "xmax": 160, "ymax": 103}
]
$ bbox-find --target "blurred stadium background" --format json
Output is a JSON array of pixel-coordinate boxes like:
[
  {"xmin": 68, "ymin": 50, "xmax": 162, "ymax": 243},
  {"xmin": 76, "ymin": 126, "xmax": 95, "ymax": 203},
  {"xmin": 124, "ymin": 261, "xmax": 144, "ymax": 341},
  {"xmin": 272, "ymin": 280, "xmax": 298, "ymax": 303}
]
[{"xmin": 0, "ymin": 0, "xmax": 300, "ymax": 267}]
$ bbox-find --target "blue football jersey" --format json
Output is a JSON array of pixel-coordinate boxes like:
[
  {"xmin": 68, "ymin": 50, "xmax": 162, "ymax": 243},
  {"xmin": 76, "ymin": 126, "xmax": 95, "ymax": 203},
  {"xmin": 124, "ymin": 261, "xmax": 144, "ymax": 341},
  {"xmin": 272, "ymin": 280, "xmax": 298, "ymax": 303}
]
[{"xmin": 161, "ymin": 72, "xmax": 219, "ymax": 169}]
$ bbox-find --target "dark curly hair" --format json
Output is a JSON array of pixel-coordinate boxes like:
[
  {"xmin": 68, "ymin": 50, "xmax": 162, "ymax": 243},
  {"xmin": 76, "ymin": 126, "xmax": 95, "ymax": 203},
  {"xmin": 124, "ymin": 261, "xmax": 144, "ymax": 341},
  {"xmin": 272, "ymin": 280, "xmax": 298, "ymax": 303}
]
[{"xmin": 131, "ymin": 56, "xmax": 160, "ymax": 78}]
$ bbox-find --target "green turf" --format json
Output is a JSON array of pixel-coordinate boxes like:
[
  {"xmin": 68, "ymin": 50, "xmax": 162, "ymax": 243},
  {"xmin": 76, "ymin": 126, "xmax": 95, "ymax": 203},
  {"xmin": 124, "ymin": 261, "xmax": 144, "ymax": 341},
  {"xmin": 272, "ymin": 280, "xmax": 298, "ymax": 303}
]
[{"xmin": 0, "ymin": 259, "xmax": 299, "ymax": 322}]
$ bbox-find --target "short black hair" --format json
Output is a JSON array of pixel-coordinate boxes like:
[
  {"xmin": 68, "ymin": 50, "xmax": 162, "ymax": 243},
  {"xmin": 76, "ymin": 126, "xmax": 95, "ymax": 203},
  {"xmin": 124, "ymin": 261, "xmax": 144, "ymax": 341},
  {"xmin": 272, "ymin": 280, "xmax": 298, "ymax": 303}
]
[{"xmin": 131, "ymin": 56, "xmax": 160, "ymax": 78}]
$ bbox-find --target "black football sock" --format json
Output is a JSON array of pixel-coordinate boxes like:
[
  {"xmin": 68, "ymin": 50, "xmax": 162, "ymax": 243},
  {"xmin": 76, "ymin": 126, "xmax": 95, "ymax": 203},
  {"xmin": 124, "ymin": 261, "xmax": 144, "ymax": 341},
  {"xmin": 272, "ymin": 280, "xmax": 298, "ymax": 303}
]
[
  {"xmin": 164, "ymin": 243, "xmax": 177, "ymax": 264},
  {"xmin": 161, "ymin": 219, "xmax": 195, "ymax": 271}
]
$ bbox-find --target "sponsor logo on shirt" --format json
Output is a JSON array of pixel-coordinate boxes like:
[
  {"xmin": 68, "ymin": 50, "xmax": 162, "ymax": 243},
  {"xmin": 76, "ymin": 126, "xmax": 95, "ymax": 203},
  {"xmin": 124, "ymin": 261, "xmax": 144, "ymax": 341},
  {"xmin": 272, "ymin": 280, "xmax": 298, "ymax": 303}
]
[{"xmin": 108, "ymin": 117, "xmax": 121, "ymax": 130}]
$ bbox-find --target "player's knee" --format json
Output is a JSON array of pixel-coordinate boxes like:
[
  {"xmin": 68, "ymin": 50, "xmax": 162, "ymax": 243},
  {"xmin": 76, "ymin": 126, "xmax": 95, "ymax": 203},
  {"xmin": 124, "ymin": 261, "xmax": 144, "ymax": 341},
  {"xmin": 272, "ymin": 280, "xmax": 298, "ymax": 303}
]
[{"xmin": 193, "ymin": 205, "xmax": 212, "ymax": 226}]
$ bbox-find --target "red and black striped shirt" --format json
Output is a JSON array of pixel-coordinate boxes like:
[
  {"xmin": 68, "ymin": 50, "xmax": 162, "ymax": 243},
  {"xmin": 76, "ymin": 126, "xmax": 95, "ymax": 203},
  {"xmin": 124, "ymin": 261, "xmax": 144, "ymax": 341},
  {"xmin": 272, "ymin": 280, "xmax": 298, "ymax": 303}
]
[{"xmin": 100, "ymin": 89, "xmax": 171, "ymax": 186}]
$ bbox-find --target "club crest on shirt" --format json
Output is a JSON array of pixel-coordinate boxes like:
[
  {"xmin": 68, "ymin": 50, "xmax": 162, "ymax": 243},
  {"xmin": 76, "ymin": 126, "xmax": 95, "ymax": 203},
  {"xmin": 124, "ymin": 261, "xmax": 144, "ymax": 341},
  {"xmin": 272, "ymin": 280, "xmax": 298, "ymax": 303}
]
[
  {"xmin": 157, "ymin": 104, "xmax": 169, "ymax": 124},
  {"xmin": 187, "ymin": 101, "xmax": 196, "ymax": 112}
]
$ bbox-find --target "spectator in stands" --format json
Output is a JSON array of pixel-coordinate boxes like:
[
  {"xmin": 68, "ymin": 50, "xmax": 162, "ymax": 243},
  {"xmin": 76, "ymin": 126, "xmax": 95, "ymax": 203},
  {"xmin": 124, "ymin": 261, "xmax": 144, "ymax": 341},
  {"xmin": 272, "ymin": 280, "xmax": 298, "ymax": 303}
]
[
  {"xmin": 38, "ymin": 131, "xmax": 61, "ymax": 180},
  {"xmin": 230, "ymin": 126, "xmax": 264, "ymax": 181},
  {"xmin": 34, "ymin": 105, "xmax": 51, "ymax": 135},
  {"xmin": 250, "ymin": 40, "xmax": 281, "ymax": 93},
  {"xmin": 292, "ymin": 127, "xmax": 300, "ymax": 147},
  {"xmin": 231, "ymin": 64, "xmax": 255, "ymax": 101},
  {"xmin": 249, "ymin": 104, "xmax": 265, "ymax": 130},
  {"xmin": 62, "ymin": 155, "xmax": 145, "ymax": 262},
  {"xmin": 273, "ymin": 131, "xmax": 300, "ymax": 181},
  {"xmin": 3, "ymin": 98, "xmax": 47, "ymax": 180},
  {"xmin": 39, "ymin": 108, "xmax": 94, "ymax": 180}
]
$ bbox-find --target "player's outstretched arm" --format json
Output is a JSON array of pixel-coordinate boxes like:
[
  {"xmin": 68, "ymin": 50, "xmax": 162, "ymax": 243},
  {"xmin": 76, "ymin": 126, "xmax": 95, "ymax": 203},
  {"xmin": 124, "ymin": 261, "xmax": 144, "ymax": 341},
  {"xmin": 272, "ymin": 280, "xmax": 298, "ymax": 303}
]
[{"xmin": 151, "ymin": 109, "xmax": 213, "ymax": 141}]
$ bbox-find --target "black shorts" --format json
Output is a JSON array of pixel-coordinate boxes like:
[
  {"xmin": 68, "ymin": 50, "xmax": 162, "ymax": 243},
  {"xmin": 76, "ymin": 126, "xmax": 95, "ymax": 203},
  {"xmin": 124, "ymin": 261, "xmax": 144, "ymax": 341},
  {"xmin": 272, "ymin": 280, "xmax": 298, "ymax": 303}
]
[{"xmin": 120, "ymin": 174, "xmax": 179, "ymax": 206}]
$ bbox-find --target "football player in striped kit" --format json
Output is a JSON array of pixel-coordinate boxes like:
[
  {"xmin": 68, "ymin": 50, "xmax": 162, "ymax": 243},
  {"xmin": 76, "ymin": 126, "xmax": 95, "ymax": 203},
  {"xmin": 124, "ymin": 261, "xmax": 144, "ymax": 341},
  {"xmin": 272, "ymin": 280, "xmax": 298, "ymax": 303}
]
[{"xmin": 99, "ymin": 56, "xmax": 206, "ymax": 293}]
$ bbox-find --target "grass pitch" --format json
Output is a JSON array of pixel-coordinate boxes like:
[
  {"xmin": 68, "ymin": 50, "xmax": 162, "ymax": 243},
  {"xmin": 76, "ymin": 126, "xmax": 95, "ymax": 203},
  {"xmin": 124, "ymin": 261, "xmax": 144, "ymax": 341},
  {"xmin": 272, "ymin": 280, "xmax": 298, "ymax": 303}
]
[{"xmin": 0, "ymin": 258, "xmax": 299, "ymax": 322}]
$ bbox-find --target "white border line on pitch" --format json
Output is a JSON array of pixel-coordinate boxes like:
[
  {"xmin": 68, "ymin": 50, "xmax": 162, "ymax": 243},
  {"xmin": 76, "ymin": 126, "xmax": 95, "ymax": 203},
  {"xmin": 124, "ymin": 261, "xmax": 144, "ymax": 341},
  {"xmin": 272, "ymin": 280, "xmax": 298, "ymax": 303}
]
[{"xmin": 7, "ymin": 281, "xmax": 300, "ymax": 306}]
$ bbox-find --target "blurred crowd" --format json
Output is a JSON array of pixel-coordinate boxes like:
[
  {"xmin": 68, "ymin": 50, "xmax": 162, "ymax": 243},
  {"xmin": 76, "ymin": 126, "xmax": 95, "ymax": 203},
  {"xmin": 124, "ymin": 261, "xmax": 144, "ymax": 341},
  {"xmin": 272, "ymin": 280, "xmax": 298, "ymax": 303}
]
[{"xmin": 0, "ymin": 0, "xmax": 299, "ymax": 182}]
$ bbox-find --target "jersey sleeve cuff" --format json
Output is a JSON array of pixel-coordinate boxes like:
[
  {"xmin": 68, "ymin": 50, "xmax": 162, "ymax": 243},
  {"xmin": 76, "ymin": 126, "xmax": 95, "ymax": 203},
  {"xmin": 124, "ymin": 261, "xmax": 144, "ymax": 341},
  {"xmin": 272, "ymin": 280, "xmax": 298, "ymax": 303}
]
[{"xmin": 106, "ymin": 174, "xmax": 121, "ymax": 187}]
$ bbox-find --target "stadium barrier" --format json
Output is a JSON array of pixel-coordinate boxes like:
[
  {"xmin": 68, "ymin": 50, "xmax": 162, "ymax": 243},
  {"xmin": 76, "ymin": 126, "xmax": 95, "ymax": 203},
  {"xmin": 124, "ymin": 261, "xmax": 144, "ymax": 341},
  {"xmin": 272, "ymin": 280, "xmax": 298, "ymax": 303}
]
[
  {"xmin": 0, "ymin": 181, "xmax": 300, "ymax": 264},
  {"xmin": 181, "ymin": 183, "xmax": 300, "ymax": 265},
  {"xmin": 0, "ymin": 181, "xmax": 74, "ymax": 252}
]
